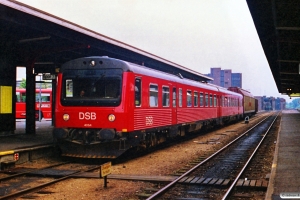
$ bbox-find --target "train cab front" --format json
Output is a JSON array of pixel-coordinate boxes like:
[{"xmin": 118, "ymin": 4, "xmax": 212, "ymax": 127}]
[{"xmin": 53, "ymin": 57, "xmax": 134, "ymax": 158}]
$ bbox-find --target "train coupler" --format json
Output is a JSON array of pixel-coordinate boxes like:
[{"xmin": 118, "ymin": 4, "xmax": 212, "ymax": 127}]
[{"xmin": 119, "ymin": 137, "xmax": 126, "ymax": 150}]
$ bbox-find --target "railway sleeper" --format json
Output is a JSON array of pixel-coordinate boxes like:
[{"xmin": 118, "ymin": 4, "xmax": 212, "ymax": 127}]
[{"xmin": 177, "ymin": 176, "xmax": 268, "ymax": 189}]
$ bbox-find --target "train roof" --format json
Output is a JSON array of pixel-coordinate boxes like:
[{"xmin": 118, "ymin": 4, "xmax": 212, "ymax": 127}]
[
  {"xmin": 207, "ymin": 84, "xmax": 243, "ymax": 97},
  {"xmin": 61, "ymin": 57, "xmax": 243, "ymax": 95},
  {"xmin": 227, "ymin": 87, "xmax": 254, "ymax": 98}
]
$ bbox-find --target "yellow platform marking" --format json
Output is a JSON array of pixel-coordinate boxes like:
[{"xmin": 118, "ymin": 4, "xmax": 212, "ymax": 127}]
[{"xmin": 0, "ymin": 150, "xmax": 14, "ymax": 156}]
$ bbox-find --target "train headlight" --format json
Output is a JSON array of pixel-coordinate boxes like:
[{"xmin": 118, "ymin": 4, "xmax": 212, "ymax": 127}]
[
  {"xmin": 63, "ymin": 114, "xmax": 70, "ymax": 121},
  {"xmin": 90, "ymin": 60, "xmax": 96, "ymax": 67},
  {"xmin": 108, "ymin": 114, "xmax": 115, "ymax": 122}
]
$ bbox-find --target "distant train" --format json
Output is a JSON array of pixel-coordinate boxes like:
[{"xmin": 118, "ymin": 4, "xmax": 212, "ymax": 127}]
[
  {"xmin": 16, "ymin": 88, "xmax": 52, "ymax": 120},
  {"xmin": 53, "ymin": 56, "xmax": 257, "ymax": 158}
]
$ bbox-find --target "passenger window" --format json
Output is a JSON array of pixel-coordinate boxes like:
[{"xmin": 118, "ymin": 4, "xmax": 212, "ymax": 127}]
[
  {"xmin": 205, "ymin": 93, "xmax": 208, "ymax": 107},
  {"xmin": 210, "ymin": 94, "xmax": 213, "ymax": 107},
  {"xmin": 222, "ymin": 96, "xmax": 224, "ymax": 107},
  {"xmin": 162, "ymin": 86, "xmax": 170, "ymax": 107},
  {"xmin": 135, "ymin": 78, "xmax": 141, "ymax": 106},
  {"xmin": 187, "ymin": 90, "xmax": 192, "ymax": 107},
  {"xmin": 200, "ymin": 92, "xmax": 203, "ymax": 107},
  {"xmin": 21, "ymin": 93, "xmax": 26, "ymax": 102},
  {"xmin": 179, "ymin": 88, "xmax": 182, "ymax": 107},
  {"xmin": 16, "ymin": 92, "xmax": 21, "ymax": 102},
  {"xmin": 214, "ymin": 94, "xmax": 217, "ymax": 107},
  {"xmin": 194, "ymin": 91, "xmax": 198, "ymax": 107},
  {"xmin": 172, "ymin": 88, "xmax": 177, "ymax": 107},
  {"xmin": 149, "ymin": 84, "xmax": 158, "ymax": 107}
]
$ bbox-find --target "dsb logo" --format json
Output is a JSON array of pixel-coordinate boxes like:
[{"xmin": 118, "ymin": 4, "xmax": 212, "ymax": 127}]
[{"xmin": 79, "ymin": 112, "xmax": 96, "ymax": 120}]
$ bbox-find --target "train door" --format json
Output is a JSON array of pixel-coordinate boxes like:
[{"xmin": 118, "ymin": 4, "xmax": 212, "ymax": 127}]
[
  {"xmin": 134, "ymin": 78, "xmax": 142, "ymax": 107},
  {"xmin": 217, "ymin": 94, "xmax": 223, "ymax": 124},
  {"xmin": 172, "ymin": 87, "xmax": 177, "ymax": 125}
]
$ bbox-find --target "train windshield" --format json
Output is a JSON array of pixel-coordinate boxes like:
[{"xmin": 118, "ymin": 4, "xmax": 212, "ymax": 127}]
[{"xmin": 61, "ymin": 69, "xmax": 122, "ymax": 106}]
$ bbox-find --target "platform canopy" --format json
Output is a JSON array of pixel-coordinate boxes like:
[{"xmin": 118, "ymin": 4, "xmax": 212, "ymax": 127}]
[
  {"xmin": 0, "ymin": 0, "xmax": 212, "ymax": 82},
  {"xmin": 246, "ymin": 0, "xmax": 300, "ymax": 97}
]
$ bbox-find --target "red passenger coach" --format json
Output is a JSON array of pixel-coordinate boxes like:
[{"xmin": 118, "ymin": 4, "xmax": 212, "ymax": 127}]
[
  {"xmin": 53, "ymin": 57, "xmax": 243, "ymax": 158},
  {"xmin": 16, "ymin": 88, "xmax": 52, "ymax": 120}
]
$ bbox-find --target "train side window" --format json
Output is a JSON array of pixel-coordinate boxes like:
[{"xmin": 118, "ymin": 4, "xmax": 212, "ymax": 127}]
[
  {"xmin": 16, "ymin": 92, "xmax": 21, "ymax": 102},
  {"xmin": 21, "ymin": 92, "xmax": 26, "ymax": 102},
  {"xmin": 200, "ymin": 92, "xmax": 203, "ymax": 107},
  {"xmin": 37, "ymin": 93, "xmax": 50, "ymax": 102},
  {"xmin": 172, "ymin": 88, "xmax": 177, "ymax": 107},
  {"xmin": 162, "ymin": 86, "xmax": 170, "ymax": 107},
  {"xmin": 210, "ymin": 94, "xmax": 213, "ymax": 107},
  {"xmin": 179, "ymin": 88, "xmax": 182, "ymax": 107},
  {"xmin": 214, "ymin": 94, "xmax": 217, "ymax": 107},
  {"xmin": 194, "ymin": 91, "xmax": 198, "ymax": 107},
  {"xmin": 187, "ymin": 90, "xmax": 192, "ymax": 107},
  {"xmin": 149, "ymin": 84, "xmax": 158, "ymax": 107},
  {"xmin": 135, "ymin": 78, "xmax": 141, "ymax": 107},
  {"xmin": 205, "ymin": 93, "xmax": 208, "ymax": 107}
]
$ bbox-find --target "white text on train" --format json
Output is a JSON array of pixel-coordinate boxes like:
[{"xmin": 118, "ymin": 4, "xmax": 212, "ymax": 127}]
[{"xmin": 79, "ymin": 112, "xmax": 96, "ymax": 120}]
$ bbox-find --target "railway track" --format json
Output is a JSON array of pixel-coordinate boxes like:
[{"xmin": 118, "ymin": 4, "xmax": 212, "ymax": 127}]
[
  {"xmin": 0, "ymin": 112, "xmax": 274, "ymax": 199},
  {"xmin": 0, "ymin": 161, "xmax": 103, "ymax": 199},
  {"xmin": 142, "ymin": 112, "xmax": 279, "ymax": 199}
]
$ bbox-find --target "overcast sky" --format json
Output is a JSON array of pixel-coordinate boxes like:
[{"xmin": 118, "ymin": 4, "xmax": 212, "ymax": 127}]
[{"xmin": 17, "ymin": 0, "xmax": 292, "ymax": 102}]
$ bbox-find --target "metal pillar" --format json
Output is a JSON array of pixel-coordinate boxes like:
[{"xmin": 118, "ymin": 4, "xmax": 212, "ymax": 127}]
[
  {"xmin": 25, "ymin": 62, "xmax": 36, "ymax": 134},
  {"xmin": 51, "ymin": 79, "xmax": 56, "ymax": 126},
  {"xmin": 0, "ymin": 54, "xmax": 16, "ymax": 133}
]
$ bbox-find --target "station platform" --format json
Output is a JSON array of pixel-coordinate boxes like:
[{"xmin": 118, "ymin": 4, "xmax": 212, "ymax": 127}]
[
  {"xmin": 267, "ymin": 110, "xmax": 300, "ymax": 200},
  {"xmin": 0, "ymin": 119, "xmax": 53, "ymax": 152}
]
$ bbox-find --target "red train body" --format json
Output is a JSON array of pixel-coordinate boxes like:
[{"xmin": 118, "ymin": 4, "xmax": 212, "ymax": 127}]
[
  {"xmin": 16, "ymin": 88, "xmax": 52, "ymax": 120},
  {"xmin": 53, "ymin": 57, "xmax": 251, "ymax": 158}
]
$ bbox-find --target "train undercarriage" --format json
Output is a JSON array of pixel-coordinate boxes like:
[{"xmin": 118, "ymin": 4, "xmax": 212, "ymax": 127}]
[{"xmin": 53, "ymin": 114, "xmax": 243, "ymax": 159}]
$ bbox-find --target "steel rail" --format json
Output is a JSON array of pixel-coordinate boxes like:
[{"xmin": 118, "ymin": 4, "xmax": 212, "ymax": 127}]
[
  {"xmin": 0, "ymin": 161, "xmax": 69, "ymax": 182},
  {"xmin": 146, "ymin": 113, "xmax": 273, "ymax": 200},
  {"xmin": 0, "ymin": 163, "xmax": 100, "ymax": 199},
  {"xmin": 221, "ymin": 112, "xmax": 279, "ymax": 200}
]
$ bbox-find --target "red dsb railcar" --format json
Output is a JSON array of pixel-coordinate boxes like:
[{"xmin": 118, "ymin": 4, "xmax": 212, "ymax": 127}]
[
  {"xmin": 16, "ymin": 88, "xmax": 52, "ymax": 120},
  {"xmin": 53, "ymin": 57, "xmax": 243, "ymax": 158}
]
